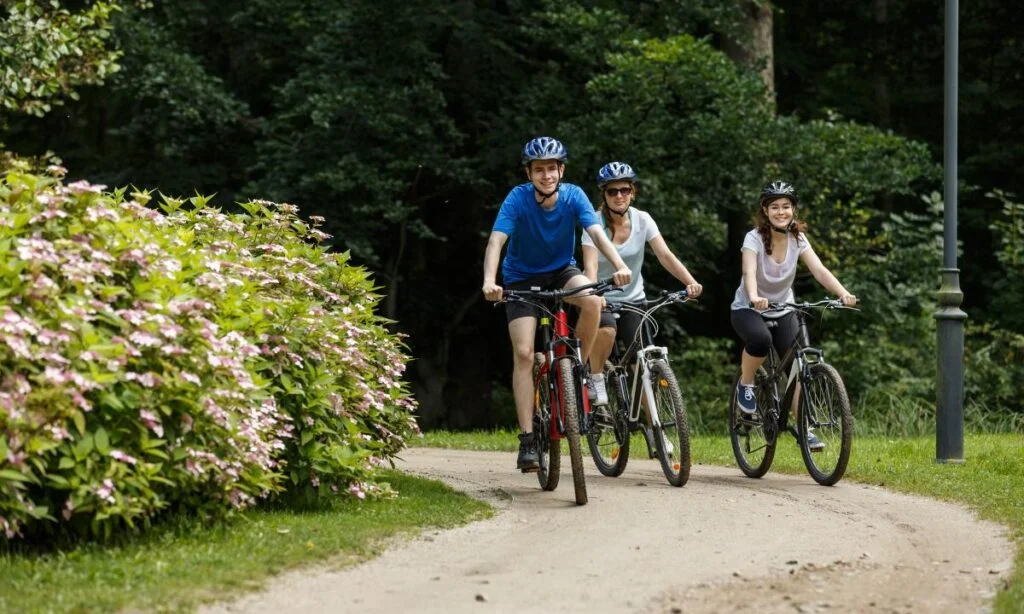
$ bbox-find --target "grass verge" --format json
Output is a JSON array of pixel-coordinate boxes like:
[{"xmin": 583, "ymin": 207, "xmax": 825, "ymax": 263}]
[
  {"xmin": 0, "ymin": 471, "xmax": 491, "ymax": 613},
  {"xmin": 417, "ymin": 430, "xmax": 1024, "ymax": 613}
]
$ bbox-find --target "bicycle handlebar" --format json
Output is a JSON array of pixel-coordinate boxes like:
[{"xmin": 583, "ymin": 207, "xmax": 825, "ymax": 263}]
[
  {"xmin": 758, "ymin": 298, "xmax": 861, "ymax": 314},
  {"xmin": 502, "ymin": 278, "xmax": 620, "ymax": 302},
  {"xmin": 603, "ymin": 289, "xmax": 692, "ymax": 313},
  {"xmin": 643, "ymin": 289, "xmax": 691, "ymax": 308}
]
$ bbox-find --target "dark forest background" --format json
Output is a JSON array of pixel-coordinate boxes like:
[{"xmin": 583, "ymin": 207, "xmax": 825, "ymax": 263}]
[{"xmin": 4, "ymin": 0, "xmax": 1023, "ymax": 434}]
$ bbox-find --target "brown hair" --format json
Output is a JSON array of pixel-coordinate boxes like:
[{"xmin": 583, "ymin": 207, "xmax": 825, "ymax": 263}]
[
  {"xmin": 755, "ymin": 197, "xmax": 806, "ymax": 255},
  {"xmin": 597, "ymin": 183, "xmax": 638, "ymax": 243}
]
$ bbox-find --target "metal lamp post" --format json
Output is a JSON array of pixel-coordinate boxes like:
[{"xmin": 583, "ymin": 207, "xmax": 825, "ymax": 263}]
[{"xmin": 935, "ymin": 0, "xmax": 966, "ymax": 463}]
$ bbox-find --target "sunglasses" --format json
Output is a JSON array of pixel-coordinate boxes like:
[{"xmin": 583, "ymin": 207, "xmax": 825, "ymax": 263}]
[{"xmin": 605, "ymin": 186, "xmax": 633, "ymax": 197}]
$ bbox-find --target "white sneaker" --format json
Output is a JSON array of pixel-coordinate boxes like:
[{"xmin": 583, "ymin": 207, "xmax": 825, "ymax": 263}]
[{"xmin": 587, "ymin": 373, "xmax": 609, "ymax": 406}]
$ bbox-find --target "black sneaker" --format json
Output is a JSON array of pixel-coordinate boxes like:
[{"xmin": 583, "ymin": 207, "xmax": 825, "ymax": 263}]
[{"xmin": 517, "ymin": 432, "xmax": 540, "ymax": 472}]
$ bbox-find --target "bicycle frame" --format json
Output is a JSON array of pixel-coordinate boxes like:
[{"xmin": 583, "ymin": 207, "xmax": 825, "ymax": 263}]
[
  {"xmin": 535, "ymin": 303, "xmax": 591, "ymax": 442},
  {"xmin": 758, "ymin": 308, "xmax": 836, "ymax": 440},
  {"xmin": 624, "ymin": 343, "xmax": 670, "ymax": 429},
  {"xmin": 605, "ymin": 292, "xmax": 691, "ymax": 447}
]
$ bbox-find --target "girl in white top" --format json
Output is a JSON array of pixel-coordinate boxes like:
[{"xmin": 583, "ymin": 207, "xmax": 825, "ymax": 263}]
[
  {"xmin": 581, "ymin": 162, "xmax": 703, "ymax": 405},
  {"xmin": 731, "ymin": 181, "xmax": 857, "ymax": 439}
]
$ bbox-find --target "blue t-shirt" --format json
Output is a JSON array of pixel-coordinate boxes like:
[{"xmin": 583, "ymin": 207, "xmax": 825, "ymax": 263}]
[{"xmin": 492, "ymin": 183, "xmax": 600, "ymax": 283}]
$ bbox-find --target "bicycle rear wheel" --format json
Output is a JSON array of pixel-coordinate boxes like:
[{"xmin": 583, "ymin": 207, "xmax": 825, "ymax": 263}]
[
  {"xmin": 558, "ymin": 359, "xmax": 587, "ymax": 505},
  {"xmin": 649, "ymin": 360, "xmax": 691, "ymax": 487},
  {"xmin": 534, "ymin": 368, "xmax": 560, "ymax": 491},
  {"xmin": 729, "ymin": 369, "xmax": 777, "ymax": 478},
  {"xmin": 586, "ymin": 368, "xmax": 630, "ymax": 477},
  {"xmin": 798, "ymin": 363, "xmax": 853, "ymax": 486}
]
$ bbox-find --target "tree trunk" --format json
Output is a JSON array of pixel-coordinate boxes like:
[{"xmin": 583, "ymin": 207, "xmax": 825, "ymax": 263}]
[
  {"xmin": 872, "ymin": 0, "xmax": 891, "ymax": 129},
  {"xmin": 722, "ymin": 1, "xmax": 775, "ymax": 99},
  {"xmin": 384, "ymin": 219, "xmax": 407, "ymax": 321},
  {"xmin": 720, "ymin": 0, "xmax": 775, "ymax": 336}
]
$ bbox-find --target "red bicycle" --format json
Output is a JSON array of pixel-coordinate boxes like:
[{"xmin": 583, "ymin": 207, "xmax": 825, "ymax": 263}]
[{"xmin": 502, "ymin": 279, "xmax": 618, "ymax": 506}]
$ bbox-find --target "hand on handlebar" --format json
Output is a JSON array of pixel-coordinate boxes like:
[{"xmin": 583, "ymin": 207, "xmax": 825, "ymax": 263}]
[
  {"xmin": 612, "ymin": 267, "xmax": 632, "ymax": 287},
  {"xmin": 482, "ymin": 282, "xmax": 503, "ymax": 302},
  {"xmin": 686, "ymin": 282, "xmax": 703, "ymax": 298},
  {"xmin": 750, "ymin": 295, "xmax": 769, "ymax": 311},
  {"xmin": 839, "ymin": 293, "xmax": 858, "ymax": 307}
]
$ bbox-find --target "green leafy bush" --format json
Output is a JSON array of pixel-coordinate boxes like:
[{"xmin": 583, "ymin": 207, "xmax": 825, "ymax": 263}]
[{"xmin": 0, "ymin": 164, "xmax": 417, "ymax": 540}]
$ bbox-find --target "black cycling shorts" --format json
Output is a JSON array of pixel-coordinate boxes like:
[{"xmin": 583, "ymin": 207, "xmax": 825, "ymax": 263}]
[{"xmin": 504, "ymin": 265, "xmax": 584, "ymax": 323}]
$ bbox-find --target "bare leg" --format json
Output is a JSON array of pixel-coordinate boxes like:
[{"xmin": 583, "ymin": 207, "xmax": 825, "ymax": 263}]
[
  {"xmin": 564, "ymin": 275, "xmax": 602, "ymax": 366},
  {"xmin": 590, "ymin": 326, "xmax": 616, "ymax": 376},
  {"xmin": 739, "ymin": 349, "xmax": 767, "ymax": 385},
  {"xmin": 508, "ymin": 317, "xmax": 538, "ymax": 432}
]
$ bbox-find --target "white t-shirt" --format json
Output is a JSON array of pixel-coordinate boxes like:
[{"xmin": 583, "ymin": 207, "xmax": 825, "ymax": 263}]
[
  {"xmin": 730, "ymin": 229, "xmax": 810, "ymax": 317},
  {"xmin": 580, "ymin": 208, "xmax": 660, "ymax": 303}
]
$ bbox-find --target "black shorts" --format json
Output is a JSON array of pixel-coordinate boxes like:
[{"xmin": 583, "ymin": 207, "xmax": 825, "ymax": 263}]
[
  {"xmin": 504, "ymin": 265, "xmax": 584, "ymax": 323},
  {"xmin": 599, "ymin": 302, "xmax": 652, "ymax": 362}
]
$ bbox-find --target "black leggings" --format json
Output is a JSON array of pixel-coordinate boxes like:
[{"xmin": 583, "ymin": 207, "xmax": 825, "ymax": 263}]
[{"xmin": 730, "ymin": 309, "xmax": 802, "ymax": 359}]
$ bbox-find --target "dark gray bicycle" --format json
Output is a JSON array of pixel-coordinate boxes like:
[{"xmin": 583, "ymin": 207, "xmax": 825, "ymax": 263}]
[{"xmin": 729, "ymin": 299, "xmax": 857, "ymax": 486}]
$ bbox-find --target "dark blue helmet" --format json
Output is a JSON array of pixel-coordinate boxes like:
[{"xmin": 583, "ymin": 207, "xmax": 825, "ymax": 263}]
[
  {"xmin": 596, "ymin": 161, "xmax": 637, "ymax": 187},
  {"xmin": 521, "ymin": 137, "xmax": 568, "ymax": 165},
  {"xmin": 760, "ymin": 180, "xmax": 798, "ymax": 206}
]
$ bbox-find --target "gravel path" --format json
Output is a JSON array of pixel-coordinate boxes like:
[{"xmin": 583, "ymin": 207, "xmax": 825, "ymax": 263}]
[{"xmin": 203, "ymin": 448, "xmax": 1013, "ymax": 613}]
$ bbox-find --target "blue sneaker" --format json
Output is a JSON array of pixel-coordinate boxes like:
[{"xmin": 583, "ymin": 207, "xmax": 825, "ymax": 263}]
[
  {"xmin": 806, "ymin": 428, "xmax": 826, "ymax": 452},
  {"xmin": 736, "ymin": 383, "xmax": 757, "ymax": 415}
]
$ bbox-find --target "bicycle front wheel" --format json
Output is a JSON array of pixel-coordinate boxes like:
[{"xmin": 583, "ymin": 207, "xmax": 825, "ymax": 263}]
[
  {"xmin": 534, "ymin": 368, "xmax": 560, "ymax": 491},
  {"xmin": 729, "ymin": 369, "xmax": 776, "ymax": 478},
  {"xmin": 798, "ymin": 363, "xmax": 852, "ymax": 486},
  {"xmin": 650, "ymin": 360, "xmax": 691, "ymax": 487},
  {"xmin": 586, "ymin": 368, "xmax": 630, "ymax": 477},
  {"xmin": 558, "ymin": 359, "xmax": 587, "ymax": 505}
]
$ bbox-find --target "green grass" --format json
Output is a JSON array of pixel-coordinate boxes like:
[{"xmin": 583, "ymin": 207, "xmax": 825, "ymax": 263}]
[
  {"xmin": 418, "ymin": 429, "xmax": 1024, "ymax": 613},
  {"xmin": 0, "ymin": 471, "xmax": 491, "ymax": 613}
]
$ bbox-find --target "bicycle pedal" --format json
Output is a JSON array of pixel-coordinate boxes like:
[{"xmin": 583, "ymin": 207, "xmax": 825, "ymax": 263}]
[{"xmin": 520, "ymin": 466, "xmax": 540, "ymax": 474}]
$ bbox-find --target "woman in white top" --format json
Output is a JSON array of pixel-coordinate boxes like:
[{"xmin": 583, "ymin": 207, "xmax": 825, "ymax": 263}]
[
  {"xmin": 581, "ymin": 162, "xmax": 703, "ymax": 405},
  {"xmin": 731, "ymin": 181, "xmax": 857, "ymax": 447}
]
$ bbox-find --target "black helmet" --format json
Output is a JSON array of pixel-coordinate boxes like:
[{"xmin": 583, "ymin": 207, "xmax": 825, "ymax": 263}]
[{"xmin": 759, "ymin": 180, "xmax": 798, "ymax": 207}]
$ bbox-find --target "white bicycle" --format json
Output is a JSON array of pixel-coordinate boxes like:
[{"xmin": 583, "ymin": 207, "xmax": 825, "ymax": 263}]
[{"xmin": 585, "ymin": 290, "xmax": 694, "ymax": 487}]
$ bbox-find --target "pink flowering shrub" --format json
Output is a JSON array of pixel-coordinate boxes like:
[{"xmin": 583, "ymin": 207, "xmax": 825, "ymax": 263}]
[{"xmin": 0, "ymin": 165, "xmax": 417, "ymax": 540}]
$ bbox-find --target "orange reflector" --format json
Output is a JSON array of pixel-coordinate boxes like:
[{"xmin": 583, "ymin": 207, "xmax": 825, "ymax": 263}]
[
  {"xmin": 611, "ymin": 449, "xmax": 620, "ymax": 460},
  {"xmin": 672, "ymin": 462, "xmax": 681, "ymax": 471},
  {"xmin": 659, "ymin": 379, "xmax": 669, "ymax": 388}
]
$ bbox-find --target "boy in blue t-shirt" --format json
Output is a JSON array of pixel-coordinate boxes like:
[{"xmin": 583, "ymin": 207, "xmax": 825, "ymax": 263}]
[{"xmin": 482, "ymin": 136, "xmax": 631, "ymax": 472}]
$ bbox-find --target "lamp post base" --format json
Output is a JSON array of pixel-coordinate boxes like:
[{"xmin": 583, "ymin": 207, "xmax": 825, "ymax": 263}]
[{"xmin": 934, "ymin": 267, "xmax": 966, "ymax": 463}]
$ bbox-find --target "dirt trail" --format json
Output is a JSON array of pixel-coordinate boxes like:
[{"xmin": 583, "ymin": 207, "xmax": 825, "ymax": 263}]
[{"xmin": 204, "ymin": 448, "xmax": 1013, "ymax": 614}]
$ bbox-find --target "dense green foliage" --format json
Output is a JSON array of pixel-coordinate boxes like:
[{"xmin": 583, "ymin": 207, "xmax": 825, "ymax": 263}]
[
  {"xmin": 1, "ymin": 1, "xmax": 1022, "ymax": 433},
  {"xmin": 0, "ymin": 471, "xmax": 490, "ymax": 613},
  {"xmin": 0, "ymin": 1, "xmax": 124, "ymax": 119},
  {"xmin": 0, "ymin": 165, "xmax": 417, "ymax": 541}
]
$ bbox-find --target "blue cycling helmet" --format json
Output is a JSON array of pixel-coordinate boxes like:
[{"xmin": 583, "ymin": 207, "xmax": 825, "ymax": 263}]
[
  {"xmin": 596, "ymin": 161, "xmax": 637, "ymax": 187},
  {"xmin": 521, "ymin": 137, "xmax": 568, "ymax": 165}
]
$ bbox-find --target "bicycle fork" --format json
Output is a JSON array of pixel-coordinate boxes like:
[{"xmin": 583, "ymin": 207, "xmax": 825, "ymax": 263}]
[{"xmin": 630, "ymin": 346, "xmax": 673, "ymax": 458}]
